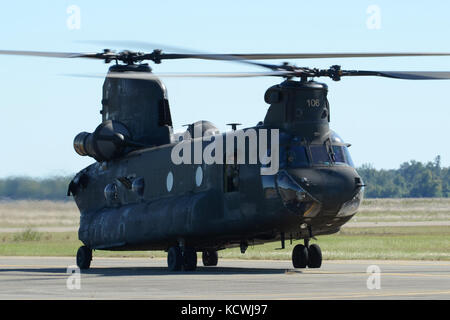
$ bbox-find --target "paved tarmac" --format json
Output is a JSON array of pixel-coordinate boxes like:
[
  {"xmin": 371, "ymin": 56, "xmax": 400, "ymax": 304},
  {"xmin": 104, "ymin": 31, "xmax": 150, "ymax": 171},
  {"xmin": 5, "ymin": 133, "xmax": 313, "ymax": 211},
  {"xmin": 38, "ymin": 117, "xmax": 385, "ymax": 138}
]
[{"xmin": 0, "ymin": 257, "xmax": 449, "ymax": 300}]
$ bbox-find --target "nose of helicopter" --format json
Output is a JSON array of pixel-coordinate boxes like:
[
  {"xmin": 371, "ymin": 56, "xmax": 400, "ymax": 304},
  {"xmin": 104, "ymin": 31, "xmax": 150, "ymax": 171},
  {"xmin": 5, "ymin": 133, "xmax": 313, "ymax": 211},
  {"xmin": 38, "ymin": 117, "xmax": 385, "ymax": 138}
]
[{"xmin": 285, "ymin": 166, "xmax": 363, "ymax": 212}]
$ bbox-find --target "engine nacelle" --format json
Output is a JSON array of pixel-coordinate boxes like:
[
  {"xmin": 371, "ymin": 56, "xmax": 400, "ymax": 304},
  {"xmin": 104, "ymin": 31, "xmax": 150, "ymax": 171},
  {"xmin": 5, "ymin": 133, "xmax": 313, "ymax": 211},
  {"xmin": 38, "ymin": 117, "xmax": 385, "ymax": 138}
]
[{"xmin": 73, "ymin": 120, "xmax": 132, "ymax": 162}]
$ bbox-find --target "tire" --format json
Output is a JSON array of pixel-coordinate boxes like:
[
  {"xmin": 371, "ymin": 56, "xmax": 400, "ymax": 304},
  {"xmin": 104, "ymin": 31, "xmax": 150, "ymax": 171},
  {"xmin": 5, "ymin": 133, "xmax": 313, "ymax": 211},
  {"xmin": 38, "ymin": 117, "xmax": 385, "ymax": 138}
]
[
  {"xmin": 292, "ymin": 244, "xmax": 308, "ymax": 268},
  {"xmin": 167, "ymin": 246, "xmax": 183, "ymax": 271},
  {"xmin": 202, "ymin": 250, "xmax": 218, "ymax": 266},
  {"xmin": 183, "ymin": 247, "xmax": 197, "ymax": 271},
  {"xmin": 76, "ymin": 246, "xmax": 92, "ymax": 270},
  {"xmin": 308, "ymin": 244, "xmax": 322, "ymax": 268}
]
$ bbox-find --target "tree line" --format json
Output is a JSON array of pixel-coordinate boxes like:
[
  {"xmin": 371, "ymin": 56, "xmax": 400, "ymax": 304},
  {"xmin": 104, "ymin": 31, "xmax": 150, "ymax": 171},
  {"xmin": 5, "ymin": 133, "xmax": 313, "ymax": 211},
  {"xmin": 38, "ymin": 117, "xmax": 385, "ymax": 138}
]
[
  {"xmin": 0, "ymin": 156, "xmax": 448, "ymax": 200},
  {"xmin": 358, "ymin": 156, "xmax": 449, "ymax": 198}
]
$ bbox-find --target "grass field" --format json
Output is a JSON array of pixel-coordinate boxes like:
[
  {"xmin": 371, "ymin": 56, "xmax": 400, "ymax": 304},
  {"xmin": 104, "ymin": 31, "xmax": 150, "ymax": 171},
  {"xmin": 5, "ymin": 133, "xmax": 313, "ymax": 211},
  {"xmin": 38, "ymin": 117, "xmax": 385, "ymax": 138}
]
[{"xmin": 0, "ymin": 199, "xmax": 449, "ymax": 260}]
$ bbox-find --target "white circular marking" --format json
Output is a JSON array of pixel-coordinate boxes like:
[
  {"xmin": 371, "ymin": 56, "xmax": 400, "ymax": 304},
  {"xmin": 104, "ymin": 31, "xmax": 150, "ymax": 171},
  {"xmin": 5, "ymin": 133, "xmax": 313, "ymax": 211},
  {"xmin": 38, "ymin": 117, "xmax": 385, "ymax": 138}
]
[
  {"xmin": 166, "ymin": 171, "xmax": 173, "ymax": 192},
  {"xmin": 195, "ymin": 166, "xmax": 203, "ymax": 187}
]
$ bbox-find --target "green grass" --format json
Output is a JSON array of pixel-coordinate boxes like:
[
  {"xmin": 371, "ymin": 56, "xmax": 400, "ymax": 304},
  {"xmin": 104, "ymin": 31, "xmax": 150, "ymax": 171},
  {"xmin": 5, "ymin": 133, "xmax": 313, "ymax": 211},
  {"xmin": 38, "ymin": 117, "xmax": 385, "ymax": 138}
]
[
  {"xmin": 1, "ymin": 226, "xmax": 449, "ymax": 260},
  {"xmin": 220, "ymin": 227, "xmax": 450, "ymax": 261}
]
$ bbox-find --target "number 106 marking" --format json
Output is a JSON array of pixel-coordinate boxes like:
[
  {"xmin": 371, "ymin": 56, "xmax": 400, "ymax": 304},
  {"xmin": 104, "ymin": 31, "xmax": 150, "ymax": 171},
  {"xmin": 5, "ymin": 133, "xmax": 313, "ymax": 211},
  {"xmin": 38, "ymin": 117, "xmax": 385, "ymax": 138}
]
[{"xmin": 306, "ymin": 99, "xmax": 320, "ymax": 107}]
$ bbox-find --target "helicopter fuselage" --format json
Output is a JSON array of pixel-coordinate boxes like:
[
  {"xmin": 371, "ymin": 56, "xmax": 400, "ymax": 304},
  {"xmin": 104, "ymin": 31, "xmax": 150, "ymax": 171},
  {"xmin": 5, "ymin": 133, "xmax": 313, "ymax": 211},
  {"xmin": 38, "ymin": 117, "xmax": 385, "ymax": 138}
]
[{"xmin": 71, "ymin": 127, "xmax": 363, "ymax": 252}]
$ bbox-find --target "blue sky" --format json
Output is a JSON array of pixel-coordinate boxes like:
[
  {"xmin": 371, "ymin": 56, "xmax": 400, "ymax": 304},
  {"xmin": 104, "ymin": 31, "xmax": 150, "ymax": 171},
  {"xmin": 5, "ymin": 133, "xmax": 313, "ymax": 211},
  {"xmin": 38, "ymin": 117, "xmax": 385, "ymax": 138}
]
[{"xmin": 1, "ymin": 0, "xmax": 449, "ymax": 177}]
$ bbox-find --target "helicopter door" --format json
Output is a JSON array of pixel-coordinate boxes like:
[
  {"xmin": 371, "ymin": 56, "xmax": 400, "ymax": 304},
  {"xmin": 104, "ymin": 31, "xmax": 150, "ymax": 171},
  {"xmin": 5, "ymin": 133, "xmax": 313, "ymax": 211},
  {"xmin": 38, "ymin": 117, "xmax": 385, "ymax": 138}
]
[{"xmin": 224, "ymin": 153, "xmax": 239, "ymax": 192}]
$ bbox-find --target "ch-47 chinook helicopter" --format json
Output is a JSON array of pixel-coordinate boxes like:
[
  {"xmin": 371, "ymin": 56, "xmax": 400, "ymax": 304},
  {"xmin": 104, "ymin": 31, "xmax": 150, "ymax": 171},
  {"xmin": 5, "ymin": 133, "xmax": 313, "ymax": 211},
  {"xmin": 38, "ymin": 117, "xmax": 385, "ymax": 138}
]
[{"xmin": 2, "ymin": 45, "xmax": 450, "ymax": 271}]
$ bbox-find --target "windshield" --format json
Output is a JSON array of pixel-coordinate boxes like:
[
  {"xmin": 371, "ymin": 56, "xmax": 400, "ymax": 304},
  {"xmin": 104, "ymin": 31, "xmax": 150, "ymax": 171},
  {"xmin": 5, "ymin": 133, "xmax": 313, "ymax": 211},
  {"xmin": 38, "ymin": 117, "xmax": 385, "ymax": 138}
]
[
  {"xmin": 280, "ymin": 132, "xmax": 355, "ymax": 168},
  {"xmin": 310, "ymin": 144, "xmax": 354, "ymax": 167}
]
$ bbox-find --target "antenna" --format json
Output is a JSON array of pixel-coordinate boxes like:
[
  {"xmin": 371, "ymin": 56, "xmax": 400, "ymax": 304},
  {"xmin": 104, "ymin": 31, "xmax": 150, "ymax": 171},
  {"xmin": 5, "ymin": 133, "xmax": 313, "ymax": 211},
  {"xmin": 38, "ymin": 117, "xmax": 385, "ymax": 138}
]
[{"xmin": 226, "ymin": 123, "xmax": 242, "ymax": 131}]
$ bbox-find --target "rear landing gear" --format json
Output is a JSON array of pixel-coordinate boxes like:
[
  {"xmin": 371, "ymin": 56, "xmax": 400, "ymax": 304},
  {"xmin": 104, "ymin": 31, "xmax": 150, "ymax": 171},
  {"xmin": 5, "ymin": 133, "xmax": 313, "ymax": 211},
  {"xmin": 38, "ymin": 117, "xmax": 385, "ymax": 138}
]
[
  {"xmin": 76, "ymin": 245, "xmax": 92, "ymax": 270},
  {"xmin": 167, "ymin": 246, "xmax": 183, "ymax": 271},
  {"xmin": 202, "ymin": 250, "xmax": 218, "ymax": 266},
  {"xmin": 167, "ymin": 245, "xmax": 198, "ymax": 271},
  {"xmin": 183, "ymin": 247, "xmax": 198, "ymax": 271},
  {"xmin": 291, "ymin": 240, "xmax": 322, "ymax": 269}
]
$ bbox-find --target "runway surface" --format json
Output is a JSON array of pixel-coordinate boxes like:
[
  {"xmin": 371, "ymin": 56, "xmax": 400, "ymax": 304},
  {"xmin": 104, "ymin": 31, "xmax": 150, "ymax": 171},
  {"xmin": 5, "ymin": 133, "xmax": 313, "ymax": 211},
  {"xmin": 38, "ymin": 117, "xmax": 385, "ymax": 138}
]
[{"xmin": 0, "ymin": 256, "xmax": 449, "ymax": 299}]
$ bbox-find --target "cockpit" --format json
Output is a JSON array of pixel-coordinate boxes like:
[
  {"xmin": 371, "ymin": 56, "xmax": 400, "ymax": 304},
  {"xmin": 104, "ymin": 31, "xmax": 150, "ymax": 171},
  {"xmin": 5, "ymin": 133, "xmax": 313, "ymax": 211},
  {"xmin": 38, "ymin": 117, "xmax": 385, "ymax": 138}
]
[{"xmin": 281, "ymin": 131, "xmax": 355, "ymax": 169}]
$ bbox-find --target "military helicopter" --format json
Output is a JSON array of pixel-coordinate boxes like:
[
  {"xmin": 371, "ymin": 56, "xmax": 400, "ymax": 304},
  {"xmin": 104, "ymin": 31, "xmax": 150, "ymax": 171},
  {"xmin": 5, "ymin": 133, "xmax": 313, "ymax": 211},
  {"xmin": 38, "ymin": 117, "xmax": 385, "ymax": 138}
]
[{"xmin": 2, "ymin": 46, "xmax": 450, "ymax": 271}]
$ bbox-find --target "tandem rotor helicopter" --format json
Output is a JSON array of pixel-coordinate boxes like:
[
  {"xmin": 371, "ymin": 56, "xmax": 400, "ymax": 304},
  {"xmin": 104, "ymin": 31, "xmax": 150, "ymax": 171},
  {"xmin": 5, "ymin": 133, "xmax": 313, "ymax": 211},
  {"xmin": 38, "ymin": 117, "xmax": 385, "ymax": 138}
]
[{"xmin": 2, "ymin": 44, "xmax": 450, "ymax": 271}]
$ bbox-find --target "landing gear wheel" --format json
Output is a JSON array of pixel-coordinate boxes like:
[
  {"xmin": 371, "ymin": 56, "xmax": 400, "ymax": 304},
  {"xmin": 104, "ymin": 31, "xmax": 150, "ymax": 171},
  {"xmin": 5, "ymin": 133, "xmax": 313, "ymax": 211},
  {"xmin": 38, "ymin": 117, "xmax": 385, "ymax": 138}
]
[
  {"xmin": 183, "ymin": 247, "xmax": 198, "ymax": 271},
  {"xmin": 292, "ymin": 244, "xmax": 309, "ymax": 268},
  {"xmin": 76, "ymin": 245, "xmax": 92, "ymax": 270},
  {"xmin": 307, "ymin": 244, "xmax": 322, "ymax": 268},
  {"xmin": 202, "ymin": 250, "xmax": 218, "ymax": 266},
  {"xmin": 167, "ymin": 246, "xmax": 183, "ymax": 271}
]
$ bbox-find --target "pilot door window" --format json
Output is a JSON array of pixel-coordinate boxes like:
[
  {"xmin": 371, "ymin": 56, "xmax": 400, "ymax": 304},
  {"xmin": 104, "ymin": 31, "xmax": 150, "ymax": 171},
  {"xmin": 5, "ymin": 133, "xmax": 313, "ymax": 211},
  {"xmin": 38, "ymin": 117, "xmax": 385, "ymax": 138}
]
[{"xmin": 224, "ymin": 154, "xmax": 239, "ymax": 192}]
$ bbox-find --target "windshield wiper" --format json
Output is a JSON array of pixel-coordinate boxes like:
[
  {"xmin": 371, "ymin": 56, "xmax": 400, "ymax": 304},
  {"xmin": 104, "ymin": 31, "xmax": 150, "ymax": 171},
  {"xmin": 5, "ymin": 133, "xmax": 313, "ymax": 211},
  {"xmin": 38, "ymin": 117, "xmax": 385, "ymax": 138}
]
[{"xmin": 325, "ymin": 139, "xmax": 336, "ymax": 163}]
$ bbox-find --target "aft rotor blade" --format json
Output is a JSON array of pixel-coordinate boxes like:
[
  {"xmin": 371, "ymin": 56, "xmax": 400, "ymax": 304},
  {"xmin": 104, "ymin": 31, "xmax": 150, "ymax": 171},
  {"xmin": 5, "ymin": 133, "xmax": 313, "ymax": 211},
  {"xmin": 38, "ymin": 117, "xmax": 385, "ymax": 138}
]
[
  {"xmin": 78, "ymin": 42, "xmax": 450, "ymax": 61},
  {"xmin": 81, "ymin": 40, "xmax": 281, "ymax": 70},
  {"xmin": 0, "ymin": 49, "xmax": 103, "ymax": 59},
  {"xmin": 0, "ymin": 50, "xmax": 83, "ymax": 58}
]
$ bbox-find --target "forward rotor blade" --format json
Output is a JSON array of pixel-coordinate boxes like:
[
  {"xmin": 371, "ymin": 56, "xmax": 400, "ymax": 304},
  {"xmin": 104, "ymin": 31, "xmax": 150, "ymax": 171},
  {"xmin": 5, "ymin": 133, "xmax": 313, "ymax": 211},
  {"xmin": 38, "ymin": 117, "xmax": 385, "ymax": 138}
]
[
  {"xmin": 343, "ymin": 70, "xmax": 450, "ymax": 80},
  {"xmin": 223, "ymin": 52, "xmax": 450, "ymax": 60}
]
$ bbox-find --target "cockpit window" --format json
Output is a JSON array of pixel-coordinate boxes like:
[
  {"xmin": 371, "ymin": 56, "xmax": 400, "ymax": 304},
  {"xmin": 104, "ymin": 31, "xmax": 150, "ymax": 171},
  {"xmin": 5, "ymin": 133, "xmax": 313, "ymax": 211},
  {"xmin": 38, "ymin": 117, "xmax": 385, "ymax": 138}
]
[
  {"xmin": 310, "ymin": 145, "xmax": 331, "ymax": 165},
  {"xmin": 310, "ymin": 144, "xmax": 354, "ymax": 167},
  {"xmin": 287, "ymin": 145, "xmax": 309, "ymax": 167},
  {"xmin": 331, "ymin": 145, "xmax": 355, "ymax": 167},
  {"xmin": 343, "ymin": 146, "xmax": 355, "ymax": 167},
  {"xmin": 281, "ymin": 133, "xmax": 355, "ymax": 168},
  {"xmin": 332, "ymin": 145, "xmax": 346, "ymax": 164}
]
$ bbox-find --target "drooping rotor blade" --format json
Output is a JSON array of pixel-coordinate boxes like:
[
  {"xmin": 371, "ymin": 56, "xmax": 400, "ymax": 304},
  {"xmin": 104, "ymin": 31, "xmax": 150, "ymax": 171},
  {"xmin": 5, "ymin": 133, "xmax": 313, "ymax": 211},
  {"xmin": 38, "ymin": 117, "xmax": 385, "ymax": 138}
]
[
  {"xmin": 67, "ymin": 68, "xmax": 450, "ymax": 81},
  {"xmin": 66, "ymin": 70, "xmax": 294, "ymax": 80},
  {"xmin": 0, "ymin": 49, "xmax": 90, "ymax": 59}
]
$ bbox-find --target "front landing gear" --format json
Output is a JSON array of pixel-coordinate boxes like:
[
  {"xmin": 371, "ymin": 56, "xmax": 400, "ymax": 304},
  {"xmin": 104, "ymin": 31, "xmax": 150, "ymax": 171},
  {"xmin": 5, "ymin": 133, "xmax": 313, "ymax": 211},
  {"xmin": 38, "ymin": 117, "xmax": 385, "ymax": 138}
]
[
  {"xmin": 76, "ymin": 245, "xmax": 92, "ymax": 270},
  {"xmin": 307, "ymin": 243, "xmax": 322, "ymax": 268},
  {"xmin": 292, "ymin": 244, "xmax": 308, "ymax": 268},
  {"xmin": 291, "ymin": 240, "xmax": 322, "ymax": 269}
]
